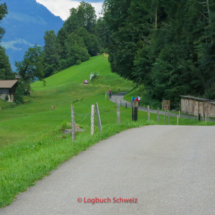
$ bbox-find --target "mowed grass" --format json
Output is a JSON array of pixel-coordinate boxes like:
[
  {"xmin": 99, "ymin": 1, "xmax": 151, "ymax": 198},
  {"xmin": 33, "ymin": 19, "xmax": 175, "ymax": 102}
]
[{"xmin": 0, "ymin": 54, "xmax": 214, "ymax": 208}]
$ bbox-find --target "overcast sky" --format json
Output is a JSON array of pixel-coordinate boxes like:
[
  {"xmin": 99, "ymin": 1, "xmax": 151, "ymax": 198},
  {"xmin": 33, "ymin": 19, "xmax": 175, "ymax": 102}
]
[{"xmin": 36, "ymin": 0, "xmax": 104, "ymax": 21}]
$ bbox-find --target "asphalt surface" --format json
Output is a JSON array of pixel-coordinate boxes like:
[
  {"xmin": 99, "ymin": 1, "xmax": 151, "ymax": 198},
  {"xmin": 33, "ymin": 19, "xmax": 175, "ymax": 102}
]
[
  {"xmin": 1, "ymin": 125, "xmax": 215, "ymax": 215},
  {"xmin": 110, "ymin": 92, "xmax": 215, "ymax": 121}
]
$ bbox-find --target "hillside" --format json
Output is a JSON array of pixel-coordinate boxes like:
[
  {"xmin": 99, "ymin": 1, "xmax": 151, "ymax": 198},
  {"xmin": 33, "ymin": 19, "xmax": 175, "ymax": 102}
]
[
  {"xmin": 0, "ymin": 55, "xmax": 133, "ymax": 147},
  {"xmin": 1, "ymin": 0, "xmax": 64, "ymax": 70}
]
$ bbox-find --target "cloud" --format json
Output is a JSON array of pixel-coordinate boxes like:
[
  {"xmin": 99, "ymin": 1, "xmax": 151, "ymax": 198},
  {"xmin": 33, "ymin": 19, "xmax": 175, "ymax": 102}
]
[
  {"xmin": 6, "ymin": 11, "xmax": 47, "ymax": 25},
  {"xmin": 2, "ymin": 39, "xmax": 35, "ymax": 50},
  {"xmin": 36, "ymin": 0, "xmax": 103, "ymax": 21}
]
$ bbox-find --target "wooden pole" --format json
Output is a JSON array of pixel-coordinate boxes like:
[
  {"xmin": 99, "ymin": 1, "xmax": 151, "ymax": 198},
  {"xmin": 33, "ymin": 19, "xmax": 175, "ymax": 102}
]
[
  {"xmin": 71, "ymin": 105, "xmax": 75, "ymax": 141},
  {"xmin": 95, "ymin": 103, "xmax": 102, "ymax": 132},
  {"xmin": 125, "ymin": 102, "xmax": 127, "ymax": 108},
  {"xmin": 117, "ymin": 100, "xmax": 120, "ymax": 124},
  {"xmin": 168, "ymin": 110, "xmax": 170, "ymax": 124},
  {"xmin": 132, "ymin": 101, "xmax": 138, "ymax": 121},
  {"xmin": 91, "ymin": 105, "xmax": 95, "ymax": 135},
  {"xmin": 179, "ymin": 111, "xmax": 180, "ymax": 118},
  {"xmin": 147, "ymin": 105, "xmax": 150, "ymax": 121},
  {"xmin": 164, "ymin": 110, "xmax": 166, "ymax": 123},
  {"xmin": 177, "ymin": 115, "xmax": 179, "ymax": 125}
]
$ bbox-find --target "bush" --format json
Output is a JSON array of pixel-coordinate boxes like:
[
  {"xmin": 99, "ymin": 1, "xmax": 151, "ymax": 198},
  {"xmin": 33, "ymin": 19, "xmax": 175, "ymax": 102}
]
[
  {"xmin": 5, "ymin": 95, "xmax": 8, "ymax": 102},
  {"xmin": 75, "ymin": 60, "xmax": 81, "ymax": 65},
  {"xmin": 14, "ymin": 82, "xmax": 25, "ymax": 104}
]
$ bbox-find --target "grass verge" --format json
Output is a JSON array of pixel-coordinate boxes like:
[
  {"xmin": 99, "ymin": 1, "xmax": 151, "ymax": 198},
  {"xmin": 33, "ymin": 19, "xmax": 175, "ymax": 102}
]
[{"xmin": 0, "ymin": 120, "xmax": 155, "ymax": 208}]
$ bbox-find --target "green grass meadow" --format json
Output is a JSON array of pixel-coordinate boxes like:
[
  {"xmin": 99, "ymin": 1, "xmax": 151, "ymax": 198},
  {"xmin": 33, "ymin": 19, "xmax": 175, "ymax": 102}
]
[{"xmin": 0, "ymin": 54, "xmax": 214, "ymax": 208}]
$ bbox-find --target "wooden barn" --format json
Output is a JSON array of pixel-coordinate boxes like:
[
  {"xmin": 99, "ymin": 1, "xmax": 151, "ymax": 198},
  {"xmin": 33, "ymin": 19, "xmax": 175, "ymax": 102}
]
[
  {"xmin": 0, "ymin": 80, "xmax": 18, "ymax": 102},
  {"xmin": 180, "ymin": 95, "xmax": 215, "ymax": 118}
]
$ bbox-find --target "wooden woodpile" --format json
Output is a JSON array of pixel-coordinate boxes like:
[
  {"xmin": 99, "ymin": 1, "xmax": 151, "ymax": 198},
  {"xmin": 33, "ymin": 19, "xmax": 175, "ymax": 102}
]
[{"xmin": 180, "ymin": 95, "xmax": 215, "ymax": 118}]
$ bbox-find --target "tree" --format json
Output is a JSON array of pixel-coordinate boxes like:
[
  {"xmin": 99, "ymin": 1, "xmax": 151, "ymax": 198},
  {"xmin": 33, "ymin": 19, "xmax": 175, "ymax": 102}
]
[
  {"xmin": 63, "ymin": 1, "xmax": 97, "ymax": 34},
  {"xmin": 96, "ymin": 17, "xmax": 111, "ymax": 52},
  {"xmin": 65, "ymin": 32, "xmax": 90, "ymax": 66},
  {"xmin": 0, "ymin": 1, "xmax": 13, "ymax": 80},
  {"xmin": 56, "ymin": 27, "xmax": 68, "ymax": 59},
  {"xmin": 74, "ymin": 27, "xmax": 101, "ymax": 56},
  {"xmin": 43, "ymin": 30, "xmax": 59, "ymax": 77},
  {"xmin": 0, "ymin": 1, "xmax": 7, "ymax": 41},
  {"xmin": 0, "ymin": 46, "xmax": 14, "ymax": 80},
  {"xmin": 15, "ymin": 45, "xmax": 44, "ymax": 95},
  {"xmin": 104, "ymin": 0, "xmax": 153, "ymax": 80}
]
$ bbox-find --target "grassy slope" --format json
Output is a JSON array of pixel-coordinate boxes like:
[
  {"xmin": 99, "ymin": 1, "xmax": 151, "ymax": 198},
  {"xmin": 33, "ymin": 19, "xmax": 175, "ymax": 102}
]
[
  {"xmin": 0, "ymin": 55, "xmax": 132, "ymax": 147},
  {"xmin": 0, "ymin": 55, "xmax": 214, "ymax": 208}
]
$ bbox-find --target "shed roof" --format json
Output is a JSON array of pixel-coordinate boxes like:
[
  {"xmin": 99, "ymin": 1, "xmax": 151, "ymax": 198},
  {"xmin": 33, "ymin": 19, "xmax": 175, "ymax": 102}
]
[
  {"xmin": 0, "ymin": 80, "xmax": 18, "ymax": 88},
  {"xmin": 180, "ymin": 95, "xmax": 215, "ymax": 104}
]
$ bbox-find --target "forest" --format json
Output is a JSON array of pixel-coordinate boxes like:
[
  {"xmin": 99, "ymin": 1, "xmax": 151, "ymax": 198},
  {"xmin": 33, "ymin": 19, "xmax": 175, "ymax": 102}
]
[
  {"xmin": 104, "ymin": 0, "xmax": 215, "ymax": 105},
  {"xmin": 1, "ymin": 0, "xmax": 215, "ymax": 106}
]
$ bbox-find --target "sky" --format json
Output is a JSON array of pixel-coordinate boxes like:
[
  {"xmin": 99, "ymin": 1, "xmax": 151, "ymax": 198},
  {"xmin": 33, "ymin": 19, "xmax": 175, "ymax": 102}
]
[{"xmin": 35, "ymin": 0, "xmax": 104, "ymax": 21}]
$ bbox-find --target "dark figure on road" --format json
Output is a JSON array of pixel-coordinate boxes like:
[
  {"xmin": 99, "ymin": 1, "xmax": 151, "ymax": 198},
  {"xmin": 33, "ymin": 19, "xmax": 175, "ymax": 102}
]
[{"xmin": 109, "ymin": 89, "xmax": 112, "ymax": 99}]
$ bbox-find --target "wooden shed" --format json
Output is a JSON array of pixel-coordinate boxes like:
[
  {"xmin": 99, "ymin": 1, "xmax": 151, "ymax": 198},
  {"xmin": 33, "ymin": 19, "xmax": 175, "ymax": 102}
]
[
  {"xmin": 0, "ymin": 80, "xmax": 18, "ymax": 102},
  {"xmin": 180, "ymin": 95, "xmax": 215, "ymax": 118}
]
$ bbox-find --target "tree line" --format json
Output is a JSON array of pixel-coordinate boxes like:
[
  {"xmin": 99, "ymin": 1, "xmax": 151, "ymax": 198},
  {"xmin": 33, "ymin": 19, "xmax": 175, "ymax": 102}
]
[{"xmin": 103, "ymin": 0, "xmax": 215, "ymax": 106}]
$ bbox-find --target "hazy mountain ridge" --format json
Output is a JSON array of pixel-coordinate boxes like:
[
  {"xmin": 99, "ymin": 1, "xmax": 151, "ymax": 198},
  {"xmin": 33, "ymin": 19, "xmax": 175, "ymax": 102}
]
[{"xmin": 1, "ymin": 0, "xmax": 64, "ymax": 70}]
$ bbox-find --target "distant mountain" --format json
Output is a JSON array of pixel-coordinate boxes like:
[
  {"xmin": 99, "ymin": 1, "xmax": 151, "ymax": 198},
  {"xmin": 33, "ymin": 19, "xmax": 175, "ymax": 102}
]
[{"xmin": 1, "ymin": 0, "xmax": 64, "ymax": 70}]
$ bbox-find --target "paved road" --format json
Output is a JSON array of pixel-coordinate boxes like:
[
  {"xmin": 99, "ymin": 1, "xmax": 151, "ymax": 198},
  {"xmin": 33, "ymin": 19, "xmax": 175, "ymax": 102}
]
[
  {"xmin": 110, "ymin": 92, "xmax": 215, "ymax": 121},
  {"xmin": 1, "ymin": 126, "xmax": 215, "ymax": 215}
]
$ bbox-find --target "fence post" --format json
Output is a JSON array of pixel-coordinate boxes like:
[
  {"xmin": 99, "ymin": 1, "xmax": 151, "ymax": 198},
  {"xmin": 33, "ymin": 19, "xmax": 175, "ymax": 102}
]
[
  {"xmin": 132, "ymin": 101, "xmax": 138, "ymax": 121},
  {"xmin": 95, "ymin": 103, "xmax": 102, "ymax": 132},
  {"xmin": 147, "ymin": 105, "xmax": 150, "ymax": 121},
  {"xmin": 125, "ymin": 102, "xmax": 127, "ymax": 108},
  {"xmin": 179, "ymin": 111, "xmax": 180, "ymax": 118},
  {"xmin": 157, "ymin": 107, "xmax": 160, "ymax": 122},
  {"xmin": 177, "ymin": 115, "xmax": 179, "ymax": 125},
  {"xmin": 117, "ymin": 100, "xmax": 120, "ymax": 124},
  {"xmin": 91, "ymin": 105, "xmax": 95, "ymax": 135},
  {"xmin": 168, "ymin": 110, "xmax": 170, "ymax": 124},
  {"xmin": 71, "ymin": 105, "xmax": 75, "ymax": 141},
  {"xmin": 164, "ymin": 110, "xmax": 166, "ymax": 123}
]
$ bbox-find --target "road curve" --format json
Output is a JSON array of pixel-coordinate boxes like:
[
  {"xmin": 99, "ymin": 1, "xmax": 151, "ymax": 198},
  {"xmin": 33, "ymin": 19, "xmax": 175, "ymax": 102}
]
[{"xmin": 1, "ymin": 126, "xmax": 215, "ymax": 215}]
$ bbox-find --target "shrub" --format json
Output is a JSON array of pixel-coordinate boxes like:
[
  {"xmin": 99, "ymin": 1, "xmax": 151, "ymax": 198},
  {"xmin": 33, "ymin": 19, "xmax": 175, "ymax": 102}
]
[
  {"xmin": 5, "ymin": 95, "xmax": 8, "ymax": 102},
  {"xmin": 75, "ymin": 60, "xmax": 81, "ymax": 65},
  {"xmin": 14, "ymin": 82, "xmax": 25, "ymax": 104}
]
